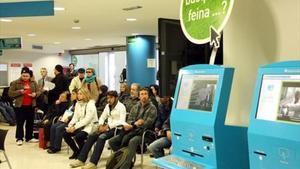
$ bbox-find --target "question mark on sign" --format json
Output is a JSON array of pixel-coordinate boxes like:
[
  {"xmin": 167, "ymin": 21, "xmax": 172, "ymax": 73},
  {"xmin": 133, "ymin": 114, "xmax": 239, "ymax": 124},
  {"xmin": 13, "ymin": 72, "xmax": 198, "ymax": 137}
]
[{"xmin": 222, "ymin": 1, "xmax": 227, "ymax": 13}]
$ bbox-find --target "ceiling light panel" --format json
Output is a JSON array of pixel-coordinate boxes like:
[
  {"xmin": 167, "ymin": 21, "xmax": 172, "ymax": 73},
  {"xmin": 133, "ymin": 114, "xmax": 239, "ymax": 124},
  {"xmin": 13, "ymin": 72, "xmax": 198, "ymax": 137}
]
[{"xmin": 0, "ymin": 18, "xmax": 12, "ymax": 22}]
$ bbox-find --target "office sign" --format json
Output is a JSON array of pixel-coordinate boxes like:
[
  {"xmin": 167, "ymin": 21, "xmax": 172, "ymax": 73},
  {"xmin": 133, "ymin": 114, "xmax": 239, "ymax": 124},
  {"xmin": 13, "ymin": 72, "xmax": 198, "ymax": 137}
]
[
  {"xmin": 0, "ymin": 0, "xmax": 54, "ymax": 17},
  {"xmin": 180, "ymin": 0, "xmax": 234, "ymax": 47},
  {"xmin": 0, "ymin": 37, "xmax": 22, "ymax": 50}
]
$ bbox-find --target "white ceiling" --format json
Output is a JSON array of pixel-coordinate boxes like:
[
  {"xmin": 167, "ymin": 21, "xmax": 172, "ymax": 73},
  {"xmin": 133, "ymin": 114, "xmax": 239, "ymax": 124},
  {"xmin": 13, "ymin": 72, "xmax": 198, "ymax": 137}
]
[{"xmin": 0, "ymin": 0, "xmax": 181, "ymax": 54}]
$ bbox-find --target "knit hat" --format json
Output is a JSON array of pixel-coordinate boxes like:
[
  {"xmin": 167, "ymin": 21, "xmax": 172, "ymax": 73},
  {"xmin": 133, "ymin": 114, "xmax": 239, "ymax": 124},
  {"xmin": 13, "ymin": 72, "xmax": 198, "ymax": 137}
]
[
  {"xmin": 21, "ymin": 67, "xmax": 30, "ymax": 74},
  {"xmin": 77, "ymin": 68, "xmax": 85, "ymax": 73},
  {"xmin": 55, "ymin": 64, "xmax": 63, "ymax": 73}
]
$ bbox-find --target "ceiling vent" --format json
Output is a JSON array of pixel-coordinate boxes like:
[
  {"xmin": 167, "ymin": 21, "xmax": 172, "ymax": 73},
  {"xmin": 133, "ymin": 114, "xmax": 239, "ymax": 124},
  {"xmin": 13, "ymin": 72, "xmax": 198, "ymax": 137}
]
[
  {"xmin": 122, "ymin": 5, "xmax": 142, "ymax": 11},
  {"xmin": 32, "ymin": 44, "xmax": 43, "ymax": 50}
]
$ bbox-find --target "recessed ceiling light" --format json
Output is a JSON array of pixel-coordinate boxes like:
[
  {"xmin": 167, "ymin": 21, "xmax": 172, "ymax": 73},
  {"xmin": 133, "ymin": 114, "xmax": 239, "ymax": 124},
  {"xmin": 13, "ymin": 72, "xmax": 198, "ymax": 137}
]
[
  {"xmin": 54, "ymin": 7, "xmax": 65, "ymax": 11},
  {"xmin": 0, "ymin": 19, "xmax": 12, "ymax": 22},
  {"xmin": 53, "ymin": 42, "xmax": 61, "ymax": 45},
  {"xmin": 126, "ymin": 18, "xmax": 137, "ymax": 22},
  {"xmin": 72, "ymin": 26, "xmax": 81, "ymax": 30},
  {"xmin": 84, "ymin": 38, "xmax": 92, "ymax": 41},
  {"xmin": 27, "ymin": 33, "xmax": 36, "ymax": 37}
]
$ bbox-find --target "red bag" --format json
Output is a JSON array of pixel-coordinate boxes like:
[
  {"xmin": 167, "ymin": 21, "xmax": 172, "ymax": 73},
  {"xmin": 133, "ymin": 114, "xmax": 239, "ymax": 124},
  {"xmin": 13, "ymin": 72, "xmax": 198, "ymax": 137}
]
[{"xmin": 38, "ymin": 128, "xmax": 47, "ymax": 149}]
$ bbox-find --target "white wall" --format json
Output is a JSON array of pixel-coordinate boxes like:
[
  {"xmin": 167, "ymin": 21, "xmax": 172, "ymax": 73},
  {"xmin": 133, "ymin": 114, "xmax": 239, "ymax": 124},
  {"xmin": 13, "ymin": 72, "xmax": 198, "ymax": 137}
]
[
  {"xmin": 0, "ymin": 50, "xmax": 71, "ymax": 83},
  {"xmin": 224, "ymin": 0, "xmax": 300, "ymax": 126}
]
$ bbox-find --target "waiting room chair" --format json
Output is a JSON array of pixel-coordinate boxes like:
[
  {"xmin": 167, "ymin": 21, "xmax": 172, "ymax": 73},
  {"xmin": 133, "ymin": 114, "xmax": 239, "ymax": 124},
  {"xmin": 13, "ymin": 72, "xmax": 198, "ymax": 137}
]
[
  {"xmin": 0, "ymin": 129, "xmax": 12, "ymax": 169},
  {"xmin": 140, "ymin": 129, "xmax": 157, "ymax": 169}
]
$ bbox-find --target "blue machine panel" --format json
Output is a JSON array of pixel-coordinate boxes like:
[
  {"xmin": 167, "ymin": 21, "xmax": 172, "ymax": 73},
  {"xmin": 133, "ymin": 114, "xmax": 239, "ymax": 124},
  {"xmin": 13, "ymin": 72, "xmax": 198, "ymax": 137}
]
[
  {"xmin": 248, "ymin": 61, "xmax": 300, "ymax": 169},
  {"xmin": 153, "ymin": 64, "xmax": 249, "ymax": 169}
]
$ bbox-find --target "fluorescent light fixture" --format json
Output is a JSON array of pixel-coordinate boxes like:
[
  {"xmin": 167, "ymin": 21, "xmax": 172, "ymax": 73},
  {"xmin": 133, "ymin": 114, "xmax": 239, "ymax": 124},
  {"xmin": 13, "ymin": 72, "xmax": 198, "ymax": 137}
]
[
  {"xmin": 84, "ymin": 38, "xmax": 92, "ymax": 41},
  {"xmin": 54, "ymin": 7, "xmax": 65, "ymax": 11},
  {"xmin": 53, "ymin": 42, "xmax": 61, "ymax": 45},
  {"xmin": 72, "ymin": 26, "xmax": 81, "ymax": 30},
  {"xmin": 27, "ymin": 33, "xmax": 36, "ymax": 37},
  {"xmin": 123, "ymin": 6, "xmax": 142, "ymax": 11},
  {"xmin": 0, "ymin": 18, "xmax": 12, "ymax": 22},
  {"xmin": 126, "ymin": 18, "xmax": 137, "ymax": 22}
]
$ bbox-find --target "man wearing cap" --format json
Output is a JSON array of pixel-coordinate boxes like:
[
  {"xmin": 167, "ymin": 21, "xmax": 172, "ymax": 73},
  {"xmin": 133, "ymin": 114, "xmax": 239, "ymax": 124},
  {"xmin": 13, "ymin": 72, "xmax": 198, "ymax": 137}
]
[
  {"xmin": 48, "ymin": 64, "xmax": 69, "ymax": 105},
  {"xmin": 70, "ymin": 90, "xmax": 126, "ymax": 169},
  {"xmin": 9, "ymin": 67, "xmax": 40, "ymax": 145},
  {"xmin": 69, "ymin": 68, "xmax": 85, "ymax": 93}
]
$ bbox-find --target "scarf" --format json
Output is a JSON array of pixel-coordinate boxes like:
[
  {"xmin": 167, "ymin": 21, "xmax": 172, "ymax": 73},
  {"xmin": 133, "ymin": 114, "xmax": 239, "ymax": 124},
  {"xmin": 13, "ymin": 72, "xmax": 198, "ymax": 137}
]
[{"xmin": 84, "ymin": 75, "xmax": 96, "ymax": 84}]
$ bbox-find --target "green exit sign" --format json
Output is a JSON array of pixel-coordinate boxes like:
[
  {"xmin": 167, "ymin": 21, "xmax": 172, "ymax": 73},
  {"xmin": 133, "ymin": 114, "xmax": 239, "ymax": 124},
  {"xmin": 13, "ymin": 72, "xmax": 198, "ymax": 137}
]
[{"xmin": 0, "ymin": 37, "xmax": 22, "ymax": 50}]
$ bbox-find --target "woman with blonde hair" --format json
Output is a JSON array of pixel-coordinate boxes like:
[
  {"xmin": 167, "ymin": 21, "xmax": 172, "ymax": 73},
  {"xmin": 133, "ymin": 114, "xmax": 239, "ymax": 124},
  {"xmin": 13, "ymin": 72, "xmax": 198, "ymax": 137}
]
[
  {"xmin": 63, "ymin": 87, "xmax": 98, "ymax": 159},
  {"xmin": 82, "ymin": 68, "xmax": 101, "ymax": 102}
]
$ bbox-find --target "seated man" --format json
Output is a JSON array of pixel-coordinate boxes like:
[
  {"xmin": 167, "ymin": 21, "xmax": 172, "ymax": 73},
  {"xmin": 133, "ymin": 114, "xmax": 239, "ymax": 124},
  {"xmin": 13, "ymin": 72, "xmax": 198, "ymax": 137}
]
[
  {"xmin": 148, "ymin": 118, "xmax": 172, "ymax": 158},
  {"xmin": 154, "ymin": 96, "xmax": 172, "ymax": 134},
  {"xmin": 70, "ymin": 90, "xmax": 126, "ymax": 169},
  {"xmin": 40, "ymin": 91, "xmax": 69, "ymax": 142},
  {"xmin": 122, "ymin": 83, "xmax": 140, "ymax": 113},
  {"xmin": 108, "ymin": 88, "xmax": 157, "ymax": 169},
  {"xmin": 47, "ymin": 89, "xmax": 78, "ymax": 153}
]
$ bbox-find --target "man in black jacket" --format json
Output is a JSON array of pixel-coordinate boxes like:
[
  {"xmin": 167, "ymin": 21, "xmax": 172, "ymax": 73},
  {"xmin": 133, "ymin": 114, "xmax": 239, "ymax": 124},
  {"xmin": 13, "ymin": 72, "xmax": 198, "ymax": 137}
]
[{"xmin": 48, "ymin": 65, "xmax": 68, "ymax": 105}]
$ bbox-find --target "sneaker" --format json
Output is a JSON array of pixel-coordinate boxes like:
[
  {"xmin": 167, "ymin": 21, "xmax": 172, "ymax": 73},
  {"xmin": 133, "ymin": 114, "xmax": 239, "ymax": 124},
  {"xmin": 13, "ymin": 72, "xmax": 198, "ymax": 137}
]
[
  {"xmin": 82, "ymin": 163, "xmax": 97, "ymax": 169},
  {"xmin": 27, "ymin": 138, "xmax": 39, "ymax": 143},
  {"xmin": 70, "ymin": 160, "xmax": 85, "ymax": 168},
  {"xmin": 16, "ymin": 140, "xmax": 23, "ymax": 146}
]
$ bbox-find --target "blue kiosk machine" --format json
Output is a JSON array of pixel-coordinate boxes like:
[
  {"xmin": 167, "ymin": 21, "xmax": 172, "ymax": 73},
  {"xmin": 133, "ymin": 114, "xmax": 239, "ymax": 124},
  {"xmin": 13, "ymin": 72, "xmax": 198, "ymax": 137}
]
[
  {"xmin": 153, "ymin": 64, "xmax": 249, "ymax": 169},
  {"xmin": 248, "ymin": 61, "xmax": 300, "ymax": 169}
]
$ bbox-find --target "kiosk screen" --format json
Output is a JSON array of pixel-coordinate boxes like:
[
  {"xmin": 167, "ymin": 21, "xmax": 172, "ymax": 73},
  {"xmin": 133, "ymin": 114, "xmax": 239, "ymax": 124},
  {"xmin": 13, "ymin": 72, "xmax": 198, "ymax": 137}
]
[
  {"xmin": 176, "ymin": 74, "xmax": 218, "ymax": 112},
  {"xmin": 256, "ymin": 75, "xmax": 300, "ymax": 124}
]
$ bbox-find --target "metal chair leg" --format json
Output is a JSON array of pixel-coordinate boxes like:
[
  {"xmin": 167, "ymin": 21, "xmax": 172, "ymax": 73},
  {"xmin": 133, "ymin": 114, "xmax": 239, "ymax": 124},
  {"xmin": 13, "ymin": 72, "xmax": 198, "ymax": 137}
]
[{"xmin": 4, "ymin": 152, "xmax": 12, "ymax": 169}]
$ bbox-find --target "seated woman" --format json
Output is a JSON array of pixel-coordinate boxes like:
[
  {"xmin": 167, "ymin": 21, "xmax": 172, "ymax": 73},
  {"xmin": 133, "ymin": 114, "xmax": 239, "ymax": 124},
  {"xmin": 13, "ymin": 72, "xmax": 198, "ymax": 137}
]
[
  {"xmin": 63, "ymin": 88, "xmax": 98, "ymax": 159},
  {"xmin": 118, "ymin": 82, "xmax": 130, "ymax": 103},
  {"xmin": 40, "ymin": 91, "xmax": 69, "ymax": 143},
  {"xmin": 47, "ymin": 89, "xmax": 78, "ymax": 154}
]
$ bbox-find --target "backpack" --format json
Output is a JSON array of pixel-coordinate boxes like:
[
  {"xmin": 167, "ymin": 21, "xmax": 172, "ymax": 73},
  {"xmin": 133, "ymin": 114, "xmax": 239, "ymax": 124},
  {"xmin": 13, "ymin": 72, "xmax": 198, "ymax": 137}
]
[{"xmin": 106, "ymin": 147, "xmax": 134, "ymax": 169}]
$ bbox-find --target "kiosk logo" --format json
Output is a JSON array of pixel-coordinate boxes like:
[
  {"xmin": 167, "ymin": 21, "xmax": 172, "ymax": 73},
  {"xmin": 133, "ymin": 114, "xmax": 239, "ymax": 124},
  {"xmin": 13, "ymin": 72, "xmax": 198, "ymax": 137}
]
[{"xmin": 180, "ymin": 0, "xmax": 234, "ymax": 47}]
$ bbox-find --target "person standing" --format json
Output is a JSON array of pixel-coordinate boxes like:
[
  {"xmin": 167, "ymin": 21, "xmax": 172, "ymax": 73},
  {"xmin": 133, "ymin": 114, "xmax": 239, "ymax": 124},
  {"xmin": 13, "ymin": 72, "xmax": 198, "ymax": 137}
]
[
  {"xmin": 8, "ymin": 67, "xmax": 40, "ymax": 145},
  {"xmin": 37, "ymin": 67, "xmax": 53, "ymax": 112},
  {"xmin": 66, "ymin": 63, "xmax": 77, "ymax": 83},
  {"xmin": 69, "ymin": 68, "xmax": 85, "ymax": 93},
  {"xmin": 48, "ymin": 64, "xmax": 69, "ymax": 105},
  {"xmin": 82, "ymin": 68, "xmax": 101, "ymax": 102}
]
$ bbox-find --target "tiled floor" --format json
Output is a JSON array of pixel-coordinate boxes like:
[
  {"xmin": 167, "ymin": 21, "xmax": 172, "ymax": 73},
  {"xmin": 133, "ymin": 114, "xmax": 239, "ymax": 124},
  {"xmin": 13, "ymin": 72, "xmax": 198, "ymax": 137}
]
[{"xmin": 0, "ymin": 124, "xmax": 157, "ymax": 169}]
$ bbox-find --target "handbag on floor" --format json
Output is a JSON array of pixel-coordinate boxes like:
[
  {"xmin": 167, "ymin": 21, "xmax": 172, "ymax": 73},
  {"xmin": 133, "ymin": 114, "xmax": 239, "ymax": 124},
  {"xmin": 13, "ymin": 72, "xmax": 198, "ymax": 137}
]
[{"xmin": 38, "ymin": 128, "xmax": 48, "ymax": 149}]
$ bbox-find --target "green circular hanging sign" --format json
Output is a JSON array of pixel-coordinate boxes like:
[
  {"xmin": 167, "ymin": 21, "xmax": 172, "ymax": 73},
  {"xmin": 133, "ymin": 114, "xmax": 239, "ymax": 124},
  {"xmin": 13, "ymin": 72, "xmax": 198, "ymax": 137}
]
[
  {"xmin": 71, "ymin": 55, "xmax": 78, "ymax": 66},
  {"xmin": 180, "ymin": 0, "xmax": 234, "ymax": 46}
]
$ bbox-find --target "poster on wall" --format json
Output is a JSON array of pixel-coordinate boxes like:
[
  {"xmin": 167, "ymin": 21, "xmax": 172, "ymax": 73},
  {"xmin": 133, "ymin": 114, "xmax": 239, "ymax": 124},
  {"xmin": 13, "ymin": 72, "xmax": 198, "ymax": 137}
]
[{"xmin": 9, "ymin": 63, "xmax": 22, "ymax": 84}]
